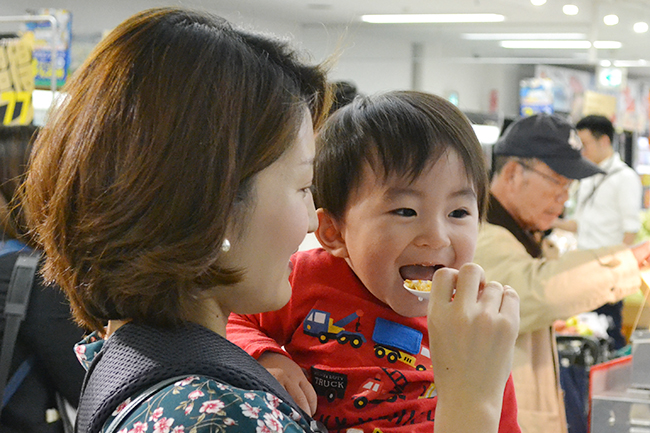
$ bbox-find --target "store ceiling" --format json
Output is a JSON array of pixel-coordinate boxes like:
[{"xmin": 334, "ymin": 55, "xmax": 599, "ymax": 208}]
[{"xmin": 218, "ymin": 0, "xmax": 650, "ymax": 78}]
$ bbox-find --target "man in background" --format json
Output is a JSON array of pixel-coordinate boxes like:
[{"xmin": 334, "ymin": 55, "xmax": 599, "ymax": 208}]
[
  {"xmin": 555, "ymin": 114, "xmax": 642, "ymax": 349},
  {"xmin": 474, "ymin": 113, "xmax": 650, "ymax": 433}
]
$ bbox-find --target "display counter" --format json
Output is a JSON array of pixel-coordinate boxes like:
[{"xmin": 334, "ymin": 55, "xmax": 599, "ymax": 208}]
[{"xmin": 591, "ymin": 330, "xmax": 650, "ymax": 432}]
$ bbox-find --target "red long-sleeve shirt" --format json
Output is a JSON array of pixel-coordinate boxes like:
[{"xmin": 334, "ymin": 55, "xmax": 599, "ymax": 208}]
[{"xmin": 228, "ymin": 248, "xmax": 520, "ymax": 433}]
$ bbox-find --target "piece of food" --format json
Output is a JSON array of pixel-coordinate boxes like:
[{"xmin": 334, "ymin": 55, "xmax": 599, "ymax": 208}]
[{"xmin": 403, "ymin": 279, "xmax": 432, "ymax": 292}]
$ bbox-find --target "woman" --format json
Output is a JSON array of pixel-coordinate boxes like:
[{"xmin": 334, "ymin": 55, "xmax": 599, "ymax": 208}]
[
  {"xmin": 0, "ymin": 125, "xmax": 85, "ymax": 433},
  {"xmin": 23, "ymin": 7, "xmax": 519, "ymax": 433}
]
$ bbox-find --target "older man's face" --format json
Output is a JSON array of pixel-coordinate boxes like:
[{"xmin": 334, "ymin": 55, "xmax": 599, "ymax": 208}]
[{"xmin": 510, "ymin": 160, "xmax": 572, "ymax": 231}]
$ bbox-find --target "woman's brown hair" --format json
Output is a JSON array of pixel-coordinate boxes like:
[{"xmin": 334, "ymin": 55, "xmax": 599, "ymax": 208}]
[{"xmin": 23, "ymin": 8, "xmax": 331, "ymax": 332}]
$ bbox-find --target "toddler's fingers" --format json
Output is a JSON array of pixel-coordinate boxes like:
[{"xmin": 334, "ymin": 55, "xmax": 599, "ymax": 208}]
[
  {"xmin": 300, "ymin": 379, "xmax": 318, "ymax": 416},
  {"xmin": 285, "ymin": 380, "xmax": 312, "ymax": 416}
]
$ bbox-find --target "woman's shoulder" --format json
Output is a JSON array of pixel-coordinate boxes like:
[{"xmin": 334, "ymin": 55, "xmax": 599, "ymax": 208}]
[{"xmin": 103, "ymin": 375, "xmax": 308, "ymax": 433}]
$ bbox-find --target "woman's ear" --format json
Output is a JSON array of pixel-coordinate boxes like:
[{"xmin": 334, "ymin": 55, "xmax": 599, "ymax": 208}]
[{"xmin": 314, "ymin": 208, "xmax": 349, "ymax": 258}]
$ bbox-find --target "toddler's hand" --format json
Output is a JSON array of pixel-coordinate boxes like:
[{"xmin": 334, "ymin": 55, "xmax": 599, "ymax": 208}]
[
  {"xmin": 428, "ymin": 263, "xmax": 519, "ymax": 432},
  {"xmin": 258, "ymin": 351, "xmax": 318, "ymax": 416}
]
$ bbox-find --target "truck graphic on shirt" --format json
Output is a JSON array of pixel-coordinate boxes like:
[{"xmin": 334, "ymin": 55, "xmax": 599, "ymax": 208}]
[
  {"xmin": 372, "ymin": 317, "xmax": 429, "ymax": 371},
  {"xmin": 303, "ymin": 309, "xmax": 366, "ymax": 348},
  {"xmin": 352, "ymin": 367, "xmax": 408, "ymax": 409}
]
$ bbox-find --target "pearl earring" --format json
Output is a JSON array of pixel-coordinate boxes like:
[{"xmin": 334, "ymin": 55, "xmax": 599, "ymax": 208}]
[{"xmin": 221, "ymin": 239, "xmax": 231, "ymax": 252}]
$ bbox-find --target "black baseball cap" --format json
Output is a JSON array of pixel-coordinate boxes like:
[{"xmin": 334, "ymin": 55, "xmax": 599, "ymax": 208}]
[{"xmin": 494, "ymin": 114, "xmax": 605, "ymax": 180}]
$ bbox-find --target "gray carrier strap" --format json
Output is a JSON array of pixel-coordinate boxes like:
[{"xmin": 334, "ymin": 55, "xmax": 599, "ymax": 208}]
[
  {"xmin": 104, "ymin": 375, "xmax": 185, "ymax": 433},
  {"xmin": 0, "ymin": 252, "xmax": 41, "ymax": 407},
  {"xmin": 76, "ymin": 322, "xmax": 327, "ymax": 433}
]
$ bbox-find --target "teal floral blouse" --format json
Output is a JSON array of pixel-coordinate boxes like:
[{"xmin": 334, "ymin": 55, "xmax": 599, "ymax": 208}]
[{"xmin": 75, "ymin": 334, "xmax": 310, "ymax": 433}]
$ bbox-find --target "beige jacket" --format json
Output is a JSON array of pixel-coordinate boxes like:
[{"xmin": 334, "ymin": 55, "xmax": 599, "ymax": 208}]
[{"xmin": 474, "ymin": 222, "xmax": 641, "ymax": 433}]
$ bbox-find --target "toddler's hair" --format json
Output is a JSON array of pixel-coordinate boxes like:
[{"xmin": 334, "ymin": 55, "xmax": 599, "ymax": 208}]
[{"xmin": 315, "ymin": 91, "xmax": 488, "ymax": 221}]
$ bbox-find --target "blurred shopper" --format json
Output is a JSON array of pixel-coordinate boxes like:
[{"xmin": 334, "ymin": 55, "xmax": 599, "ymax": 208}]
[
  {"xmin": 555, "ymin": 114, "xmax": 642, "ymax": 349},
  {"xmin": 328, "ymin": 80, "xmax": 359, "ymax": 114},
  {"xmin": 0, "ymin": 125, "xmax": 85, "ymax": 433},
  {"xmin": 473, "ymin": 113, "xmax": 650, "ymax": 433}
]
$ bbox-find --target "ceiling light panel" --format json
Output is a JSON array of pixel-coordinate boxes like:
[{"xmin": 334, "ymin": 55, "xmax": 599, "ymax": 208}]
[
  {"xmin": 500, "ymin": 40, "xmax": 621, "ymax": 49},
  {"xmin": 462, "ymin": 33, "xmax": 586, "ymax": 40},
  {"xmin": 360, "ymin": 14, "xmax": 505, "ymax": 24},
  {"xmin": 500, "ymin": 40, "xmax": 591, "ymax": 49},
  {"xmin": 563, "ymin": 5, "xmax": 579, "ymax": 16},
  {"xmin": 593, "ymin": 41, "xmax": 622, "ymax": 49}
]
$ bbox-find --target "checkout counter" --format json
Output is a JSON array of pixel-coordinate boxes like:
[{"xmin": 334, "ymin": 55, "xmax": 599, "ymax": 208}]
[{"xmin": 591, "ymin": 330, "xmax": 650, "ymax": 432}]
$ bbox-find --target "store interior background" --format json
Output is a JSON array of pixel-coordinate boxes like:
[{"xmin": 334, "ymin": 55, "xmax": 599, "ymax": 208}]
[
  {"xmin": 4, "ymin": 0, "xmax": 650, "ymax": 241},
  {"xmin": 6, "ymin": 0, "xmax": 650, "ymax": 121}
]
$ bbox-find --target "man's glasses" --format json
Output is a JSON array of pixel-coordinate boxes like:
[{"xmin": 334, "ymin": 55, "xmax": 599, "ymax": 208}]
[{"xmin": 517, "ymin": 161, "xmax": 572, "ymax": 191}]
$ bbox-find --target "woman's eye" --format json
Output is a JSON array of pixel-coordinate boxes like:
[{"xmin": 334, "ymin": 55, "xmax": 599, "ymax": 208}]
[
  {"xmin": 393, "ymin": 208, "xmax": 417, "ymax": 217},
  {"xmin": 449, "ymin": 208, "xmax": 470, "ymax": 219},
  {"xmin": 301, "ymin": 186, "xmax": 313, "ymax": 196}
]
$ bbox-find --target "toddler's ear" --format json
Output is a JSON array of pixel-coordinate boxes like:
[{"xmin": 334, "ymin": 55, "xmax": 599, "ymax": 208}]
[{"xmin": 314, "ymin": 208, "xmax": 349, "ymax": 259}]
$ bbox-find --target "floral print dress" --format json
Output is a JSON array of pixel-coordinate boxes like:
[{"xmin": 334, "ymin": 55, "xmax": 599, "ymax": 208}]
[{"xmin": 75, "ymin": 334, "xmax": 310, "ymax": 433}]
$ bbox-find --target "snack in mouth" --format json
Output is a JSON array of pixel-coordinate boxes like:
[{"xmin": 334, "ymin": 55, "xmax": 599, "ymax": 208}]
[{"xmin": 403, "ymin": 279, "xmax": 432, "ymax": 292}]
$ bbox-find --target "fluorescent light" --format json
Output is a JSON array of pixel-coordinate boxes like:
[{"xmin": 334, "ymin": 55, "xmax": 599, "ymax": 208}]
[
  {"xmin": 593, "ymin": 41, "xmax": 622, "ymax": 49},
  {"xmin": 613, "ymin": 59, "xmax": 649, "ymax": 67},
  {"xmin": 361, "ymin": 14, "xmax": 505, "ymax": 23},
  {"xmin": 600, "ymin": 60, "xmax": 612, "ymax": 67},
  {"xmin": 462, "ymin": 33, "xmax": 586, "ymax": 40},
  {"xmin": 499, "ymin": 40, "xmax": 620, "ymax": 49},
  {"xmin": 634, "ymin": 22, "xmax": 649, "ymax": 33},
  {"xmin": 531, "ymin": 0, "xmax": 547, "ymax": 5},
  {"xmin": 603, "ymin": 14, "xmax": 619, "ymax": 26},
  {"xmin": 500, "ymin": 40, "xmax": 591, "ymax": 49},
  {"xmin": 563, "ymin": 5, "xmax": 579, "ymax": 15}
]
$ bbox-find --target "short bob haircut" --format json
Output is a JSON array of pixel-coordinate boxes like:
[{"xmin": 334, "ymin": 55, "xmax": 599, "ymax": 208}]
[
  {"xmin": 23, "ymin": 8, "xmax": 331, "ymax": 332},
  {"xmin": 314, "ymin": 91, "xmax": 489, "ymax": 222}
]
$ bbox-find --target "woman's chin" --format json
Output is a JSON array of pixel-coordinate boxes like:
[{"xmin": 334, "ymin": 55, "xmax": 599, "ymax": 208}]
[{"xmin": 269, "ymin": 280, "xmax": 292, "ymax": 311}]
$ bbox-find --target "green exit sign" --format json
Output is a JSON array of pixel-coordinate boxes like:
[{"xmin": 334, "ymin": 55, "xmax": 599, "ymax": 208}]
[{"xmin": 597, "ymin": 67, "xmax": 626, "ymax": 89}]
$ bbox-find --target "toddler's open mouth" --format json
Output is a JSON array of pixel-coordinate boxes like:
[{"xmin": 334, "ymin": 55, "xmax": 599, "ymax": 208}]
[{"xmin": 400, "ymin": 264, "xmax": 444, "ymax": 293}]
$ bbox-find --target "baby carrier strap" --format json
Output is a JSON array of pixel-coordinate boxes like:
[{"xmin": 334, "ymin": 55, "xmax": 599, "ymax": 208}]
[{"xmin": 76, "ymin": 322, "xmax": 321, "ymax": 433}]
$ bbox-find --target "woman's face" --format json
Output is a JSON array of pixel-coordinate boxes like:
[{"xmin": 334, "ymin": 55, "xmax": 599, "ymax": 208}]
[{"xmin": 218, "ymin": 111, "xmax": 317, "ymax": 315}]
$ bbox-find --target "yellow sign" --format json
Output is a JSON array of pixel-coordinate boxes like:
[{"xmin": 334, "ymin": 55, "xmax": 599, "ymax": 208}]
[
  {"xmin": 582, "ymin": 91, "xmax": 617, "ymax": 119},
  {"xmin": 0, "ymin": 35, "xmax": 35, "ymax": 125}
]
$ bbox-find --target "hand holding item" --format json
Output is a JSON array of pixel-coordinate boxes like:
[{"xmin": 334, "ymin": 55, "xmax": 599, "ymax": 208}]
[
  {"xmin": 631, "ymin": 240, "xmax": 650, "ymax": 267},
  {"xmin": 427, "ymin": 263, "xmax": 520, "ymax": 433},
  {"xmin": 257, "ymin": 351, "xmax": 318, "ymax": 416}
]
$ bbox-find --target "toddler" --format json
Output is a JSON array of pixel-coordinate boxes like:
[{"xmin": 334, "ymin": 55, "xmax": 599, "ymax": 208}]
[{"xmin": 228, "ymin": 91, "xmax": 519, "ymax": 433}]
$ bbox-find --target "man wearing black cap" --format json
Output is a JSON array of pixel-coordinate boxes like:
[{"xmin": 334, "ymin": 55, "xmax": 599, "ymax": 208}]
[{"xmin": 473, "ymin": 114, "xmax": 650, "ymax": 433}]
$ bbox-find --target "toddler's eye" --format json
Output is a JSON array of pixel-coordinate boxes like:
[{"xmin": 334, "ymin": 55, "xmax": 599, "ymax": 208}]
[
  {"xmin": 449, "ymin": 208, "xmax": 470, "ymax": 218},
  {"xmin": 393, "ymin": 208, "xmax": 417, "ymax": 217}
]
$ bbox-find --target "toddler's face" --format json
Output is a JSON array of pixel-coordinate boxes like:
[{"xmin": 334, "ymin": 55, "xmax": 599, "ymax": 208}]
[{"xmin": 337, "ymin": 149, "xmax": 479, "ymax": 317}]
